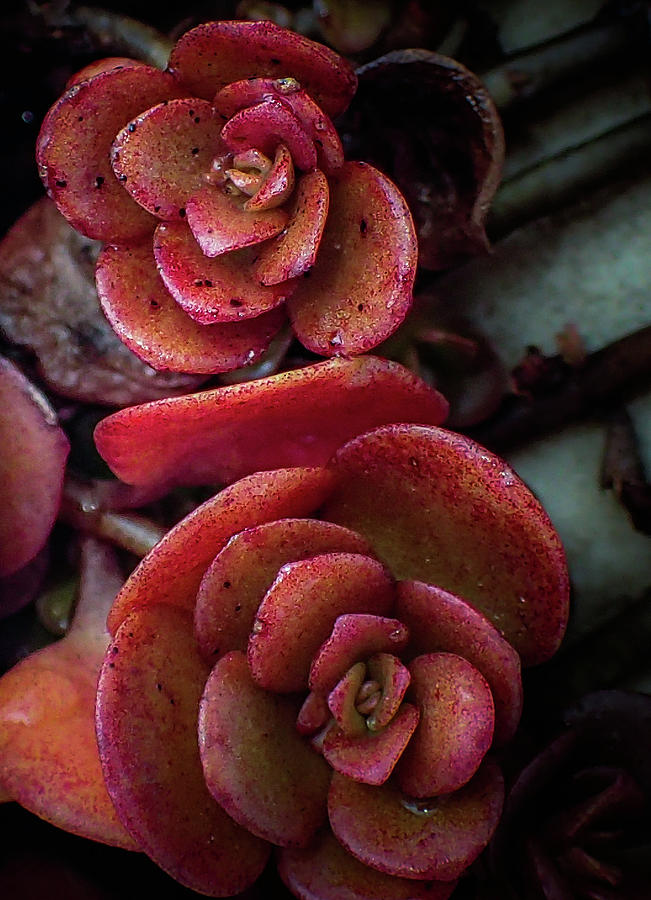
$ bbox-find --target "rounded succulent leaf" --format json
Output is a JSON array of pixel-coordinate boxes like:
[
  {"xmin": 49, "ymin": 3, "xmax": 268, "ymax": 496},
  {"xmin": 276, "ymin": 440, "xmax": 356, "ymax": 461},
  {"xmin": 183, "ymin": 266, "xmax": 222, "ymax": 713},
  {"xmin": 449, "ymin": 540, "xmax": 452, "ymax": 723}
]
[{"xmin": 199, "ymin": 651, "xmax": 330, "ymax": 847}]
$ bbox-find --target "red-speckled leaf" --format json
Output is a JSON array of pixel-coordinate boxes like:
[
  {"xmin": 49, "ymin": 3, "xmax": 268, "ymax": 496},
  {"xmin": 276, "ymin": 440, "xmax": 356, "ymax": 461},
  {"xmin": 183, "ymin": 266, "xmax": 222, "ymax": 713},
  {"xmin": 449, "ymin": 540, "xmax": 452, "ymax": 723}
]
[
  {"xmin": 215, "ymin": 79, "xmax": 344, "ymax": 175},
  {"xmin": 328, "ymin": 760, "xmax": 504, "ymax": 881},
  {"xmin": 199, "ymin": 651, "xmax": 330, "ymax": 847},
  {"xmin": 310, "ymin": 615, "xmax": 409, "ymax": 695},
  {"xmin": 96, "ymin": 241, "xmax": 285, "ymax": 373},
  {"xmin": 254, "ymin": 170, "xmax": 329, "ymax": 285},
  {"xmin": 397, "ymin": 653, "xmax": 494, "ymax": 797},
  {"xmin": 287, "ymin": 162, "xmax": 416, "ymax": 356},
  {"xmin": 297, "ymin": 691, "xmax": 331, "ymax": 736},
  {"xmin": 366, "ymin": 653, "xmax": 412, "ymax": 732},
  {"xmin": 395, "ymin": 581, "xmax": 522, "ymax": 744},
  {"xmin": 195, "ymin": 518, "xmax": 373, "ymax": 662},
  {"xmin": 111, "ymin": 99, "xmax": 225, "ymax": 221},
  {"xmin": 96, "ymin": 605, "xmax": 269, "ymax": 894},
  {"xmin": 94, "ymin": 356, "xmax": 448, "ymax": 488},
  {"xmin": 186, "ymin": 185, "xmax": 288, "ymax": 257},
  {"xmin": 323, "ymin": 703, "xmax": 419, "ymax": 785},
  {"xmin": 0, "ymin": 539, "xmax": 136, "ymax": 849},
  {"xmin": 168, "ymin": 20, "xmax": 357, "ymax": 118},
  {"xmin": 279, "ymin": 829, "xmax": 458, "ymax": 900},
  {"xmin": 66, "ymin": 58, "xmax": 147, "ymax": 89},
  {"xmin": 36, "ymin": 66, "xmax": 186, "ymax": 242},
  {"xmin": 106, "ymin": 467, "xmax": 336, "ymax": 636},
  {"xmin": 153, "ymin": 221, "xmax": 293, "ymax": 324},
  {"xmin": 328, "ymin": 662, "xmax": 367, "ymax": 737},
  {"xmin": 246, "ymin": 143, "xmax": 295, "ymax": 210},
  {"xmin": 248, "ymin": 553, "xmax": 395, "ymax": 692},
  {"xmin": 0, "ymin": 357, "xmax": 69, "ymax": 576},
  {"xmin": 322, "ymin": 425, "xmax": 569, "ymax": 666},
  {"xmin": 221, "ymin": 99, "xmax": 316, "ymax": 172}
]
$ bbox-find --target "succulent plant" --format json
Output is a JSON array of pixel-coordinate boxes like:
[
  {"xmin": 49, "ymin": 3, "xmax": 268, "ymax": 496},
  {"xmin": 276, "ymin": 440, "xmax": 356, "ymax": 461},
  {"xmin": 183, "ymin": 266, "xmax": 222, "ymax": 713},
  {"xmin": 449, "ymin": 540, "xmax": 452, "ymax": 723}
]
[
  {"xmin": 36, "ymin": 20, "xmax": 418, "ymax": 374},
  {"xmin": 0, "ymin": 358, "xmax": 569, "ymax": 897}
]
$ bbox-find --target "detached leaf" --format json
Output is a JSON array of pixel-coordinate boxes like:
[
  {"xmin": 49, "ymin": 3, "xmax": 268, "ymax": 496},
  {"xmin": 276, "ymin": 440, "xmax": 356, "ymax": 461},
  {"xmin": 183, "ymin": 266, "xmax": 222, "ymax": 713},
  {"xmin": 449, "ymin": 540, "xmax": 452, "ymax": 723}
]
[
  {"xmin": 0, "ymin": 199, "xmax": 204, "ymax": 405},
  {"xmin": 344, "ymin": 50, "xmax": 504, "ymax": 270}
]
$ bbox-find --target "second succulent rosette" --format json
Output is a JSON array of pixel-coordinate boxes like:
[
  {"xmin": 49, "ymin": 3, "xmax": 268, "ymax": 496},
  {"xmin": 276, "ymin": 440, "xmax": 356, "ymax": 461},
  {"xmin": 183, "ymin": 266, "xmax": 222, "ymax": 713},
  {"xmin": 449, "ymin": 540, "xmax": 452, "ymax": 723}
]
[
  {"xmin": 82, "ymin": 358, "xmax": 569, "ymax": 898},
  {"xmin": 36, "ymin": 21, "xmax": 417, "ymax": 373}
]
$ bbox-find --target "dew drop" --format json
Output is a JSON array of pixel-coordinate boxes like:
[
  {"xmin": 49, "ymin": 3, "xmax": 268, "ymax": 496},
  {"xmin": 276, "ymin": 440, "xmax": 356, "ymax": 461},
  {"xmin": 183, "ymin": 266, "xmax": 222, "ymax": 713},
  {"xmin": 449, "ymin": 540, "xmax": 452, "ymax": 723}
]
[
  {"xmin": 252, "ymin": 620, "xmax": 263, "ymax": 634},
  {"xmin": 401, "ymin": 795, "xmax": 438, "ymax": 816}
]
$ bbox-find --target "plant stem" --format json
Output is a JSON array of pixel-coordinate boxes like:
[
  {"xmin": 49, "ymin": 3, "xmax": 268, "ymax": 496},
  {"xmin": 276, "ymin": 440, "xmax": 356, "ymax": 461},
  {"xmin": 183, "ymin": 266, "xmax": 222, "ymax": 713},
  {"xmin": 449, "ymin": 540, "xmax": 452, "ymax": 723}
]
[{"xmin": 467, "ymin": 326, "xmax": 651, "ymax": 453}]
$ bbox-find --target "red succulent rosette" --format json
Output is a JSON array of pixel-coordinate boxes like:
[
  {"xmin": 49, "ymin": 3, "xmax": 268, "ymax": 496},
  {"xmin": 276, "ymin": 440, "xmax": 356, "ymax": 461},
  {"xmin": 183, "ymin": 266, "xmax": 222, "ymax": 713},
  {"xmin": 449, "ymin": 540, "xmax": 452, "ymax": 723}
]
[
  {"xmin": 91, "ymin": 359, "xmax": 567, "ymax": 897},
  {"xmin": 36, "ymin": 21, "xmax": 418, "ymax": 374},
  {"xmin": 0, "ymin": 359, "xmax": 569, "ymax": 898}
]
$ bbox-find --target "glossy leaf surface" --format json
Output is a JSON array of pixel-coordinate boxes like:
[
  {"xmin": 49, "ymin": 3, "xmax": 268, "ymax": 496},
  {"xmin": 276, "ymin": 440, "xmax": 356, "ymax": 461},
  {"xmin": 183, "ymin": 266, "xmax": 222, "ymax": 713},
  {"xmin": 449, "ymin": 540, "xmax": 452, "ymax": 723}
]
[
  {"xmin": 328, "ymin": 760, "xmax": 504, "ymax": 881},
  {"xmin": 194, "ymin": 518, "xmax": 372, "ymax": 661},
  {"xmin": 186, "ymin": 185, "xmax": 288, "ymax": 257},
  {"xmin": 153, "ymin": 221, "xmax": 292, "ymax": 324},
  {"xmin": 94, "ymin": 356, "xmax": 448, "ymax": 488},
  {"xmin": 168, "ymin": 20, "xmax": 357, "ymax": 118},
  {"xmin": 279, "ymin": 829, "xmax": 457, "ymax": 899},
  {"xmin": 0, "ymin": 539, "xmax": 136, "ymax": 848},
  {"xmin": 288, "ymin": 162, "xmax": 417, "ymax": 356},
  {"xmin": 36, "ymin": 66, "xmax": 185, "ymax": 242},
  {"xmin": 397, "ymin": 653, "xmax": 494, "ymax": 797},
  {"xmin": 111, "ymin": 99, "xmax": 224, "ymax": 220},
  {"xmin": 395, "ymin": 580, "xmax": 522, "ymax": 743},
  {"xmin": 96, "ymin": 241, "xmax": 285, "ymax": 373},
  {"xmin": 96, "ymin": 605, "xmax": 270, "ymax": 894},
  {"xmin": 323, "ymin": 425, "xmax": 569, "ymax": 665},
  {"xmin": 247, "ymin": 553, "xmax": 395, "ymax": 692},
  {"xmin": 106, "ymin": 467, "xmax": 336, "ymax": 635},
  {"xmin": 199, "ymin": 651, "xmax": 330, "ymax": 847}
]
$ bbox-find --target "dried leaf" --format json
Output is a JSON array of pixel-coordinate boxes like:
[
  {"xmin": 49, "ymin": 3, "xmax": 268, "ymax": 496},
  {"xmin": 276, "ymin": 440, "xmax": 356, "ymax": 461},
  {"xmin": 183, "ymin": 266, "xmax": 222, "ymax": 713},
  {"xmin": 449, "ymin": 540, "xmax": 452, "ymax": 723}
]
[{"xmin": 0, "ymin": 198, "xmax": 205, "ymax": 405}]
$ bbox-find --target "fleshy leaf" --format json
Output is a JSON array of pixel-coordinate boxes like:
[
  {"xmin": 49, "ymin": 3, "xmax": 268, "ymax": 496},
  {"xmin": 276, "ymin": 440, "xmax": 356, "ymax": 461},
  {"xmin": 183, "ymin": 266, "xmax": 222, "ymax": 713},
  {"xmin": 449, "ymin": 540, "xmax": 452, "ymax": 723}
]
[
  {"xmin": 328, "ymin": 760, "xmax": 504, "ymax": 881},
  {"xmin": 397, "ymin": 653, "xmax": 494, "ymax": 797},
  {"xmin": 366, "ymin": 653, "xmax": 412, "ymax": 732},
  {"xmin": 199, "ymin": 650, "xmax": 330, "ymax": 847},
  {"xmin": 96, "ymin": 241, "xmax": 285, "ymax": 373},
  {"xmin": 221, "ymin": 99, "xmax": 317, "ymax": 172},
  {"xmin": 323, "ymin": 703, "xmax": 420, "ymax": 785},
  {"xmin": 322, "ymin": 425, "xmax": 569, "ymax": 665},
  {"xmin": 0, "ymin": 539, "xmax": 136, "ymax": 849},
  {"xmin": 186, "ymin": 184, "xmax": 288, "ymax": 257},
  {"xmin": 247, "ymin": 553, "xmax": 395, "ymax": 692},
  {"xmin": 395, "ymin": 580, "xmax": 522, "ymax": 743},
  {"xmin": 214, "ymin": 79, "xmax": 343, "ymax": 174},
  {"xmin": 36, "ymin": 65, "xmax": 186, "ymax": 242},
  {"xmin": 328, "ymin": 662, "xmax": 367, "ymax": 737},
  {"xmin": 310, "ymin": 615, "xmax": 409, "ymax": 695},
  {"xmin": 153, "ymin": 221, "xmax": 293, "ymax": 324},
  {"xmin": 106, "ymin": 467, "xmax": 336, "ymax": 635},
  {"xmin": 245, "ymin": 143, "xmax": 295, "ymax": 210},
  {"xmin": 94, "ymin": 356, "xmax": 448, "ymax": 488},
  {"xmin": 111, "ymin": 98, "xmax": 225, "ymax": 221},
  {"xmin": 254, "ymin": 169, "xmax": 329, "ymax": 285},
  {"xmin": 194, "ymin": 518, "xmax": 373, "ymax": 661},
  {"xmin": 287, "ymin": 161, "xmax": 417, "ymax": 356},
  {"xmin": 96, "ymin": 605, "xmax": 269, "ymax": 894},
  {"xmin": 168, "ymin": 20, "xmax": 357, "ymax": 118},
  {"xmin": 0, "ymin": 356, "xmax": 69, "ymax": 576},
  {"xmin": 279, "ymin": 829, "xmax": 457, "ymax": 900}
]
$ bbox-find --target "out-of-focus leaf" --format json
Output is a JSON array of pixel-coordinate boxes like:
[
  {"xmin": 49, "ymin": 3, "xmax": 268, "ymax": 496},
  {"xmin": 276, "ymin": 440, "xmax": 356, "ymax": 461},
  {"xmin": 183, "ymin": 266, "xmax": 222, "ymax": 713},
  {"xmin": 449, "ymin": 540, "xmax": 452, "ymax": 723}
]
[
  {"xmin": 342, "ymin": 50, "xmax": 504, "ymax": 270},
  {"xmin": 0, "ymin": 198, "xmax": 205, "ymax": 406}
]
